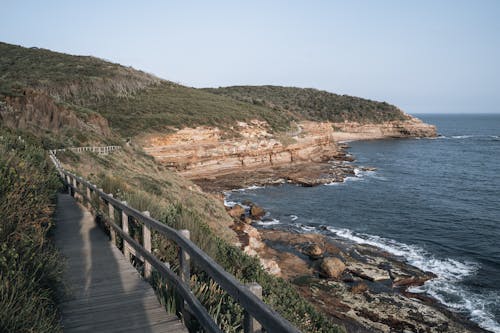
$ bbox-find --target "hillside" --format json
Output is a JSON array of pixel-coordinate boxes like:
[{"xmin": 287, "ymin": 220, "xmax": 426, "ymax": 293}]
[
  {"xmin": 0, "ymin": 42, "xmax": 292, "ymax": 140},
  {"xmin": 1, "ymin": 41, "xmax": 430, "ymax": 143},
  {"xmin": 203, "ymin": 85, "xmax": 410, "ymax": 123}
]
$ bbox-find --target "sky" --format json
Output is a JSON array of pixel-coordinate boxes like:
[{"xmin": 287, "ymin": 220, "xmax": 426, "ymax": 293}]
[{"xmin": 1, "ymin": 0, "xmax": 499, "ymax": 114}]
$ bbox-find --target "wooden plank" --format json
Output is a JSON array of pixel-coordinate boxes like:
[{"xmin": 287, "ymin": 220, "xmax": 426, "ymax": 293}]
[{"xmin": 54, "ymin": 193, "xmax": 187, "ymax": 333}]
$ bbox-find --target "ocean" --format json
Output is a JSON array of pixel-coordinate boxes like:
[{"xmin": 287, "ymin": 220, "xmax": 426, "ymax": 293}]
[{"xmin": 226, "ymin": 114, "xmax": 500, "ymax": 332}]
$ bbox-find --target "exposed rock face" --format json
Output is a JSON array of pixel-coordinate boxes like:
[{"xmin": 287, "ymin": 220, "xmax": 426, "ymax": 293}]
[
  {"xmin": 0, "ymin": 89, "xmax": 110, "ymax": 136},
  {"xmin": 141, "ymin": 117, "xmax": 436, "ymax": 180},
  {"xmin": 329, "ymin": 115, "xmax": 437, "ymax": 141}
]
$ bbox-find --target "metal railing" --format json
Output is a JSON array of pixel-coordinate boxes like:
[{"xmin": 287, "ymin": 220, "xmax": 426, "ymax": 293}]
[{"xmin": 49, "ymin": 151, "xmax": 300, "ymax": 333}]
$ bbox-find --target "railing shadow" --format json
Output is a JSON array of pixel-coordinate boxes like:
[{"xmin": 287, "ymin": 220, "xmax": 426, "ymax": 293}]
[{"xmin": 56, "ymin": 193, "xmax": 153, "ymax": 332}]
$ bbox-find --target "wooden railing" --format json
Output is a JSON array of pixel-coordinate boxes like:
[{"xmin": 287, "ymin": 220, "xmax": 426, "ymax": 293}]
[
  {"xmin": 50, "ymin": 145, "xmax": 121, "ymax": 155},
  {"xmin": 49, "ymin": 151, "xmax": 300, "ymax": 333}
]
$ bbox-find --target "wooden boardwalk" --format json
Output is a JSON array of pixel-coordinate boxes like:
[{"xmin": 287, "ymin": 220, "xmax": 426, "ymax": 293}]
[{"xmin": 54, "ymin": 193, "xmax": 187, "ymax": 333}]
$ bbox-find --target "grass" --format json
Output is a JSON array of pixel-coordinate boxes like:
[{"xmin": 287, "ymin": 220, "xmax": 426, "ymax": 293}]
[
  {"xmin": 61, "ymin": 148, "xmax": 345, "ymax": 333},
  {"xmin": 204, "ymin": 85, "xmax": 410, "ymax": 124},
  {"xmin": 84, "ymin": 82, "xmax": 292, "ymax": 137},
  {"xmin": 0, "ymin": 129, "xmax": 63, "ymax": 333}
]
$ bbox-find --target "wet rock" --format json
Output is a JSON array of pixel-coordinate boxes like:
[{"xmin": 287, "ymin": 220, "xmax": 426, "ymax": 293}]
[
  {"xmin": 250, "ymin": 204, "xmax": 265, "ymax": 219},
  {"xmin": 347, "ymin": 261, "xmax": 390, "ymax": 282},
  {"xmin": 320, "ymin": 257, "xmax": 346, "ymax": 279},
  {"xmin": 227, "ymin": 204, "xmax": 245, "ymax": 218},
  {"xmin": 242, "ymin": 216, "xmax": 253, "ymax": 224},
  {"xmin": 302, "ymin": 243, "xmax": 324, "ymax": 259},
  {"xmin": 350, "ymin": 282, "xmax": 368, "ymax": 294}
]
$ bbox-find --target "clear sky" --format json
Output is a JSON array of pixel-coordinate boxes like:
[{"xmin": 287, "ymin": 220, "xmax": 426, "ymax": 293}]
[{"xmin": 1, "ymin": 1, "xmax": 499, "ymax": 114}]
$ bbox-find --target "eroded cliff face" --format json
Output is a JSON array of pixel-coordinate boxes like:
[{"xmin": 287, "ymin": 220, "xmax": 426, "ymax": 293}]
[
  {"xmin": 0, "ymin": 89, "xmax": 111, "ymax": 136},
  {"xmin": 330, "ymin": 114, "xmax": 437, "ymax": 141},
  {"xmin": 141, "ymin": 116, "xmax": 436, "ymax": 179}
]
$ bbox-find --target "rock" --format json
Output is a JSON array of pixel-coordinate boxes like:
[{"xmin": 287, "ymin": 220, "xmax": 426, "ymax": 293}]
[
  {"xmin": 242, "ymin": 217, "xmax": 253, "ymax": 224},
  {"xmin": 250, "ymin": 204, "xmax": 265, "ymax": 219},
  {"xmin": 320, "ymin": 257, "xmax": 346, "ymax": 279},
  {"xmin": 302, "ymin": 243, "xmax": 324, "ymax": 259},
  {"xmin": 393, "ymin": 275, "xmax": 433, "ymax": 288},
  {"xmin": 347, "ymin": 262, "xmax": 390, "ymax": 282},
  {"xmin": 350, "ymin": 282, "xmax": 369, "ymax": 294},
  {"xmin": 227, "ymin": 204, "xmax": 245, "ymax": 218}
]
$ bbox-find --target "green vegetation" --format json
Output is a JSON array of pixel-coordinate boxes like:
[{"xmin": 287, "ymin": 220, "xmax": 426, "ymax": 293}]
[
  {"xmin": 204, "ymin": 85, "xmax": 410, "ymax": 123},
  {"xmin": 0, "ymin": 129, "xmax": 63, "ymax": 333},
  {"xmin": 0, "ymin": 41, "xmax": 158, "ymax": 102},
  {"xmin": 1, "ymin": 42, "xmax": 410, "ymax": 141},
  {"xmin": 89, "ymin": 165, "xmax": 344, "ymax": 333},
  {"xmin": 84, "ymin": 82, "xmax": 292, "ymax": 136}
]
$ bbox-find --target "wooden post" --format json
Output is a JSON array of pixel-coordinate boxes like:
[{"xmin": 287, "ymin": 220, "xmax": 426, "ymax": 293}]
[
  {"xmin": 244, "ymin": 283, "xmax": 263, "ymax": 333},
  {"xmin": 86, "ymin": 185, "xmax": 92, "ymax": 209},
  {"xmin": 142, "ymin": 211, "xmax": 152, "ymax": 280},
  {"xmin": 179, "ymin": 229, "xmax": 191, "ymax": 284},
  {"xmin": 72, "ymin": 177, "xmax": 78, "ymax": 200},
  {"xmin": 108, "ymin": 194, "xmax": 116, "ymax": 246},
  {"xmin": 122, "ymin": 201, "xmax": 130, "ymax": 261},
  {"xmin": 66, "ymin": 175, "xmax": 72, "ymax": 195},
  {"xmin": 179, "ymin": 229, "xmax": 191, "ymax": 323}
]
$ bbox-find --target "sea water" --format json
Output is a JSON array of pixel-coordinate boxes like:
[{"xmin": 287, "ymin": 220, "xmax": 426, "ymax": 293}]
[{"xmin": 227, "ymin": 114, "xmax": 500, "ymax": 332}]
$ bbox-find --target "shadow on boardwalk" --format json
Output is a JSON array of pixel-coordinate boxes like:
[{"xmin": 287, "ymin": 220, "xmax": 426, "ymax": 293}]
[{"xmin": 54, "ymin": 193, "xmax": 185, "ymax": 332}]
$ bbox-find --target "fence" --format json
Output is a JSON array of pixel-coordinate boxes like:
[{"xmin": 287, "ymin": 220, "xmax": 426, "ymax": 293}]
[
  {"xmin": 49, "ymin": 151, "xmax": 300, "ymax": 333},
  {"xmin": 50, "ymin": 146, "xmax": 121, "ymax": 155}
]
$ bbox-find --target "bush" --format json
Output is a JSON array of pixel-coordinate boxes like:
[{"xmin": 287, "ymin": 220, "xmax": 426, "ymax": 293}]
[{"xmin": 0, "ymin": 130, "xmax": 64, "ymax": 333}]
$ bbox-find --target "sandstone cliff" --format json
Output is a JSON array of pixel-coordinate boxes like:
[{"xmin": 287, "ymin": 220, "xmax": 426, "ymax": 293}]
[{"xmin": 141, "ymin": 116, "xmax": 436, "ymax": 179}]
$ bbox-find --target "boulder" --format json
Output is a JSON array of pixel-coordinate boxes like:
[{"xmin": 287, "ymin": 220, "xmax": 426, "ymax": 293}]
[
  {"xmin": 302, "ymin": 243, "xmax": 324, "ymax": 259},
  {"xmin": 250, "ymin": 204, "xmax": 265, "ymax": 219},
  {"xmin": 227, "ymin": 204, "xmax": 245, "ymax": 218},
  {"xmin": 320, "ymin": 257, "xmax": 346, "ymax": 279},
  {"xmin": 242, "ymin": 217, "xmax": 253, "ymax": 224}
]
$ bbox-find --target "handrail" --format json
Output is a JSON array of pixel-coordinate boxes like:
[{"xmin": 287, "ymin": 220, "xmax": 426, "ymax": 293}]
[
  {"xmin": 50, "ymin": 145, "xmax": 121, "ymax": 155},
  {"xmin": 49, "ymin": 151, "xmax": 301, "ymax": 333}
]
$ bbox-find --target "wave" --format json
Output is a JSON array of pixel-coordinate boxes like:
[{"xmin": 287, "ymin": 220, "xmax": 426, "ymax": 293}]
[
  {"xmin": 435, "ymin": 134, "xmax": 500, "ymax": 142},
  {"xmin": 324, "ymin": 226, "xmax": 500, "ymax": 333},
  {"xmin": 232, "ymin": 185, "xmax": 265, "ymax": 192},
  {"xmin": 256, "ymin": 219, "xmax": 281, "ymax": 226},
  {"xmin": 290, "ymin": 214, "xmax": 298, "ymax": 221},
  {"xmin": 325, "ymin": 167, "xmax": 382, "ymax": 185}
]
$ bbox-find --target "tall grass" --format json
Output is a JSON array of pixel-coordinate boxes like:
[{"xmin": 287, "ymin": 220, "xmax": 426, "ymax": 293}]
[
  {"xmin": 0, "ymin": 129, "xmax": 63, "ymax": 333},
  {"xmin": 97, "ymin": 172, "xmax": 344, "ymax": 333}
]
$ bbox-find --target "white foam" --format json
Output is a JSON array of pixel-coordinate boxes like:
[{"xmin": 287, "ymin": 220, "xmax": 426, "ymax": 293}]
[
  {"xmin": 290, "ymin": 214, "xmax": 298, "ymax": 221},
  {"xmin": 325, "ymin": 226, "xmax": 500, "ymax": 332},
  {"xmin": 256, "ymin": 219, "xmax": 280, "ymax": 226},
  {"xmin": 233, "ymin": 185, "xmax": 265, "ymax": 192},
  {"xmin": 324, "ymin": 167, "xmax": 379, "ymax": 186},
  {"xmin": 451, "ymin": 135, "xmax": 474, "ymax": 139}
]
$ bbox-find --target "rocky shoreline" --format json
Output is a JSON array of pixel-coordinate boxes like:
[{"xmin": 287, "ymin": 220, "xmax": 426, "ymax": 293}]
[
  {"xmin": 214, "ymin": 156, "xmax": 488, "ymax": 333},
  {"xmin": 227, "ymin": 203, "xmax": 487, "ymax": 333}
]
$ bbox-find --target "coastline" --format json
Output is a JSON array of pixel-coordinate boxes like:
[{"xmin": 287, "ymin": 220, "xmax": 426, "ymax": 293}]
[
  {"xmin": 209, "ymin": 131, "xmax": 493, "ymax": 333},
  {"xmin": 223, "ymin": 183, "xmax": 488, "ymax": 333}
]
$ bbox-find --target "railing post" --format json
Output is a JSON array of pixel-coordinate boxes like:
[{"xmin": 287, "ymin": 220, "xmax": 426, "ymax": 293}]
[
  {"xmin": 179, "ymin": 229, "xmax": 191, "ymax": 284},
  {"xmin": 244, "ymin": 283, "xmax": 263, "ymax": 333},
  {"xmin": 66, "ymin": 175, "xmax": 72, "ymax": 195},
  {"xmin": 72, "ymin": 177, "xmax": 78, "ymax": 200},
  {"xmin": 86, "ymin": 186, "xmax": 92, "ymax": 209},
  {"xmin": 122, "ymin": 201, "xmax": 130, "ymax": 261},
  {"xmin": 142, "ymin": 211, "xmax": 152, "ymax": 280},
  {"xmin": 108, "ymin": 194, "xmax": 116, "ymax": 246},
  {"xmin": 179, "ymin": 229, "xmax": 191, "ymax": 323}
]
